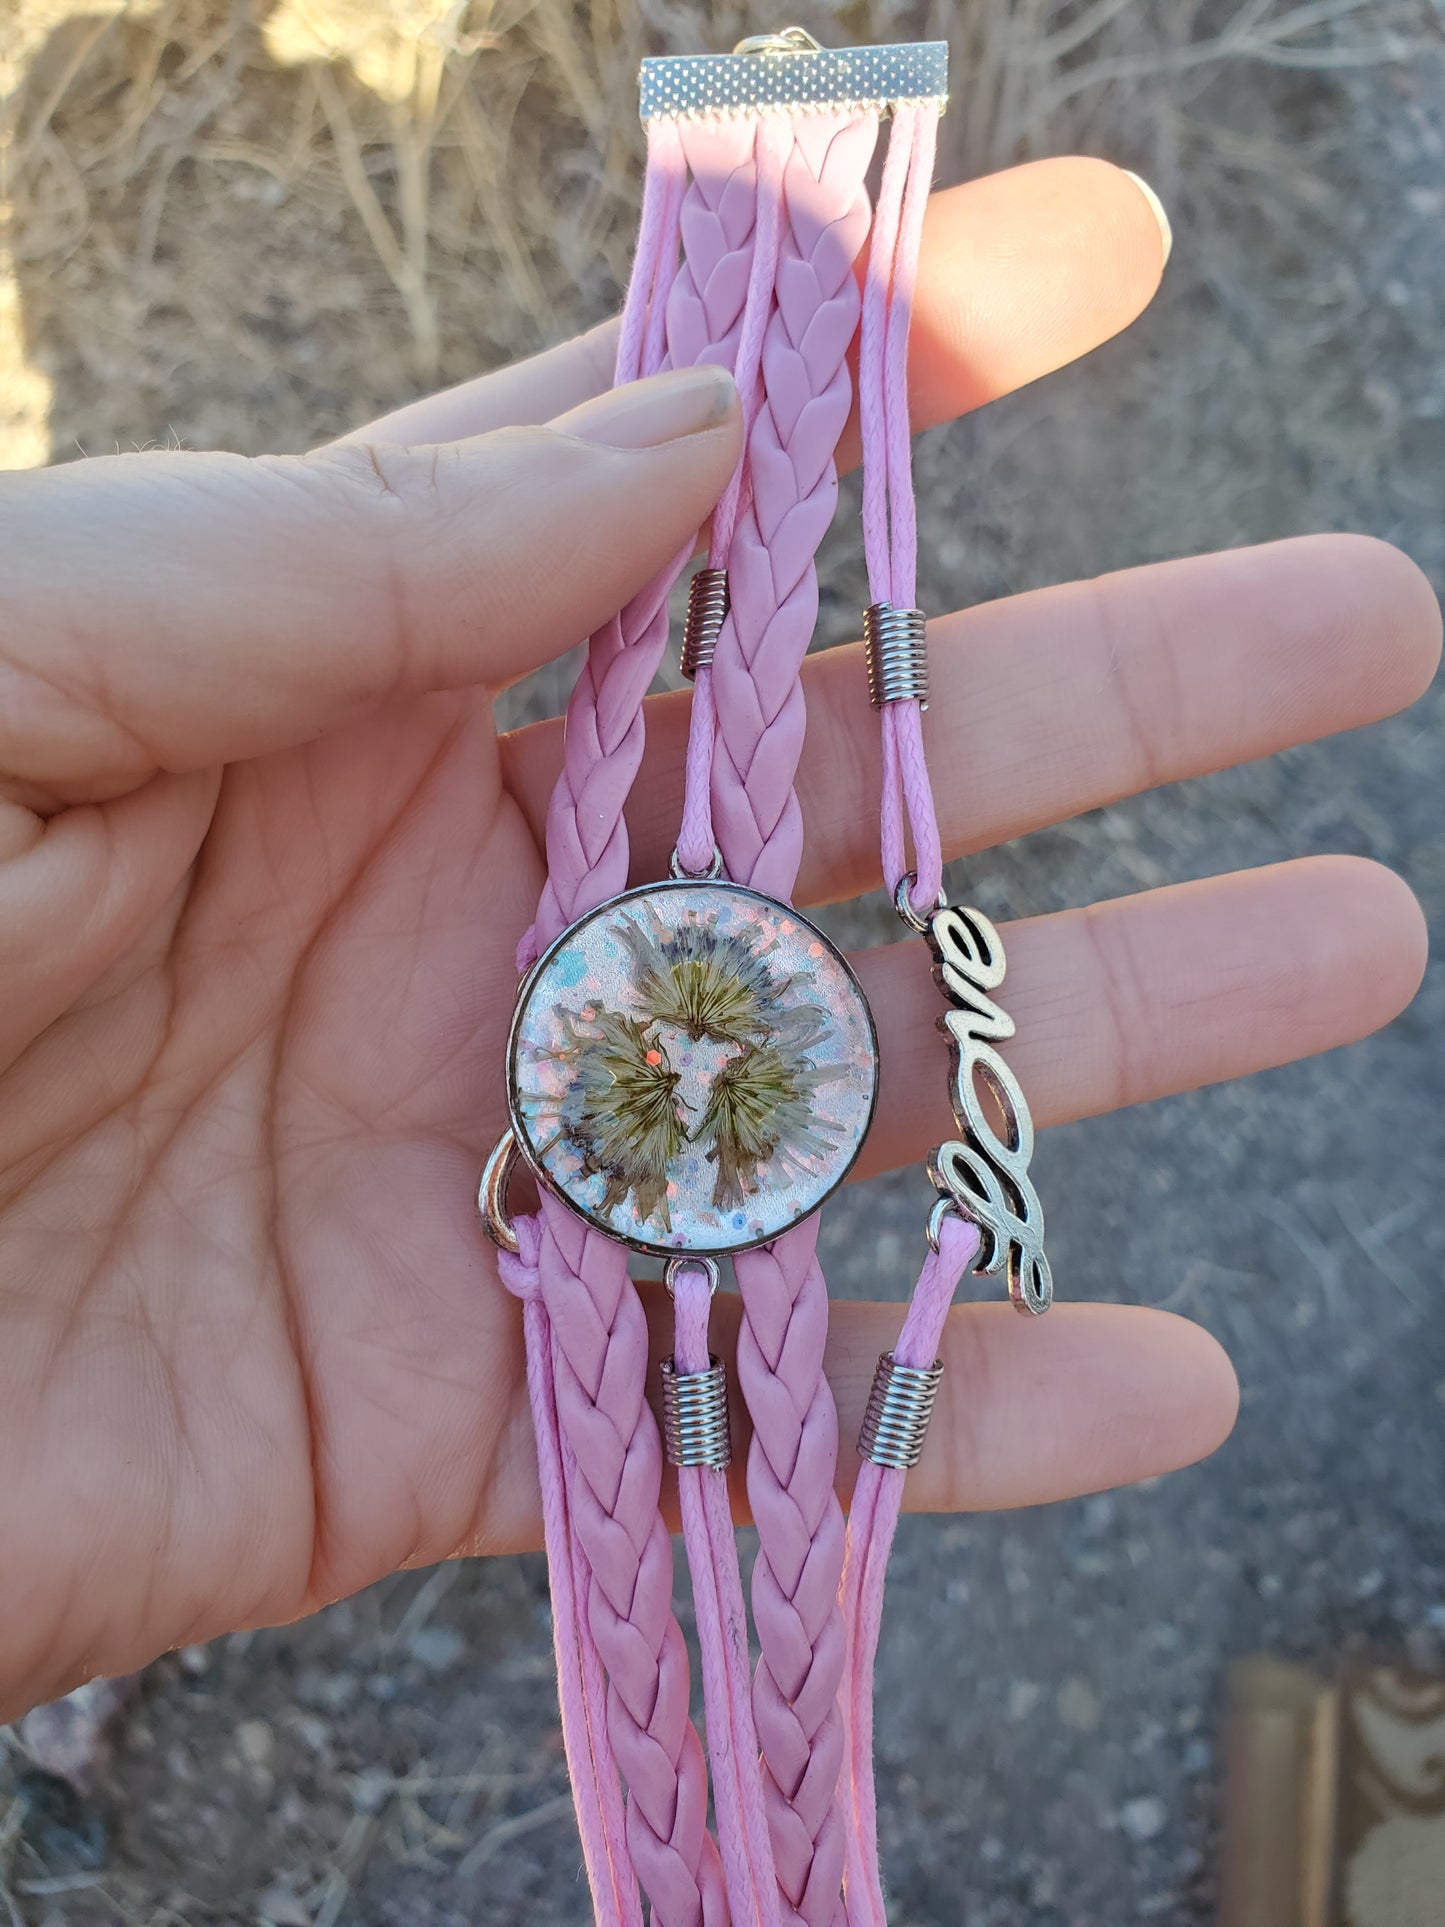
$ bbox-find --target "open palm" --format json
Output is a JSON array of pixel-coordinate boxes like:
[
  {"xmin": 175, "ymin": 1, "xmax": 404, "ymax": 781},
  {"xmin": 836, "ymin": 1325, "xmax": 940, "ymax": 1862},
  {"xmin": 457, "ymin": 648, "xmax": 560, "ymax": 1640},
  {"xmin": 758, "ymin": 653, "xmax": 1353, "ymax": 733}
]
[{"xmin": 0, "ymin": 159, "xmax": 1435, "ymax": 1722}]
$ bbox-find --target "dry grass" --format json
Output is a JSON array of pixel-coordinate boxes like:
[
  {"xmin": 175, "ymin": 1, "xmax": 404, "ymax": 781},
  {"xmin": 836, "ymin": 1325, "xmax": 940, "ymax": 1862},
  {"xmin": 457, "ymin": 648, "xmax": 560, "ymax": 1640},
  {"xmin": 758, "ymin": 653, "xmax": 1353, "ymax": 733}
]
[{"xmin": 3, "ymin": 0, "xmax": 1440, "ymax": 466}]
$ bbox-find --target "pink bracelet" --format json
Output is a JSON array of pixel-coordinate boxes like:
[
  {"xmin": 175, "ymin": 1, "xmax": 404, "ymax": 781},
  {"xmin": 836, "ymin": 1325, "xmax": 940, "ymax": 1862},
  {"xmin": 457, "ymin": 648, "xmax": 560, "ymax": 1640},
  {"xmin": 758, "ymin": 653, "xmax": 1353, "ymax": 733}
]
[{"xmin": 480, "ymin": 31, "xmax": 1055, "ymax": 1926}]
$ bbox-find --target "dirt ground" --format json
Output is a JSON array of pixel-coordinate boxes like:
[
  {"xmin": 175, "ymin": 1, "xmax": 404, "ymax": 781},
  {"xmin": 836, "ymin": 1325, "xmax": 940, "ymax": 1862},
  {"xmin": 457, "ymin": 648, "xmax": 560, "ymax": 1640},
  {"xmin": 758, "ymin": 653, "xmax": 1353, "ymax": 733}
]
[{"xmin": 3, "ymin": 2, "xmax": 1444, "ymax": 1922}]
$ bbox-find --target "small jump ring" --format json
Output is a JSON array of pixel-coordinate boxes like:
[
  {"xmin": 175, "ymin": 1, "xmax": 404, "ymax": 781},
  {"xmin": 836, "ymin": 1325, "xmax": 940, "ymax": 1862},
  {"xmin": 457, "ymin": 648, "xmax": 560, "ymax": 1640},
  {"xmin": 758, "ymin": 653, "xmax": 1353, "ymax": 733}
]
[
  {"xmin": 670, "ymin": 845, "xmax": 724, "ymax": 881},
  {"xmin": 926, "ymin": 1195, "xmax": 974, "ymax": 1255},
  {"xmin": 733, "ymin": 26, "xmax": 822, "ymax": 55},
  {"xmin": 478, "ymin": 1130, "xmax": 522, "ymax": 1255},
  {"xmin": 665, "ymin": 1256, "xmax": 721, "ymax": 1297},
  {"xmin": 893, "ymin": 871, "xmax": 946, "ymax": 934}
]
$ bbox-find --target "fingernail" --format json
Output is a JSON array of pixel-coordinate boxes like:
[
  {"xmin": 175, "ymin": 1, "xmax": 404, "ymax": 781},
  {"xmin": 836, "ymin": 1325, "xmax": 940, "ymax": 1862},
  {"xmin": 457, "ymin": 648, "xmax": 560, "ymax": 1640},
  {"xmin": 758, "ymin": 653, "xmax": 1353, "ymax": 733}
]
[
  {"xmin": 553, "ymin": 366, "xmax": 738, "ymax": 451},
  {"xmin": 1122, "ymin": 170, "xmax": 1173, "ymax": 269}
]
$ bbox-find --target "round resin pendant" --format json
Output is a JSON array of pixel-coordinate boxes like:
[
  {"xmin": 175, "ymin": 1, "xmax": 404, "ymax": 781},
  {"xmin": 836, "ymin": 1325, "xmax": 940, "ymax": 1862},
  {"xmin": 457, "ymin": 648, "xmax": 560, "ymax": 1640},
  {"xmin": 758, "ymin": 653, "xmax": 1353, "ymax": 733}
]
[{"xmin": 508, "ymin": 880, "xmax": 879, "ymax": 1257}]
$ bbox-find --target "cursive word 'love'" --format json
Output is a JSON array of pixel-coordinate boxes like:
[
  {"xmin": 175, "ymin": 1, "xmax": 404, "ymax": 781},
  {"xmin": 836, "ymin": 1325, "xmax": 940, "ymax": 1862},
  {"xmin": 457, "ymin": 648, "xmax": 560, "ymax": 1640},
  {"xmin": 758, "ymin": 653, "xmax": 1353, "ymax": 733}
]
[{"xmin": 922, "ymin": 903, "xmax": 1052, "ymax": 1316}]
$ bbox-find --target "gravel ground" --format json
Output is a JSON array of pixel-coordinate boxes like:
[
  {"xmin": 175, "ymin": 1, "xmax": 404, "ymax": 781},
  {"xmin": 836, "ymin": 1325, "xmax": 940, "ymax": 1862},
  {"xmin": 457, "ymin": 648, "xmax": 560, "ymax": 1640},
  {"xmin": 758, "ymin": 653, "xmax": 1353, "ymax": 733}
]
[{"xmin": 3, "ymin": 5, "xmax": 1442, "ymax": 1923}]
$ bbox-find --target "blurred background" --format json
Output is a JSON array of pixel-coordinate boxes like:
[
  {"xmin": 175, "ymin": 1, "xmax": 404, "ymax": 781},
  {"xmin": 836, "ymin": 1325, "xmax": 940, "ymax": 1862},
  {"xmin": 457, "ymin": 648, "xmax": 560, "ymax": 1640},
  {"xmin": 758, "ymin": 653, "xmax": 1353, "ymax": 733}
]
[{"xmin": 3, "ymin": 1, "xmax": 1442, "ymax": 1921}]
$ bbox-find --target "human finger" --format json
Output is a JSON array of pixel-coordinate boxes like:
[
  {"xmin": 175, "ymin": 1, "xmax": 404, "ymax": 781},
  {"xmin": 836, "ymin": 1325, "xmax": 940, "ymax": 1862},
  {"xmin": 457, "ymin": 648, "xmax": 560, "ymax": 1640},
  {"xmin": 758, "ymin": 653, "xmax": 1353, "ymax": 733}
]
[
  {"xmin": 500, "ymin": 534, "xmax": 1442, "ymax": 906},
  {"xmin": 478, "ymin": 1295, "xmax": 1235, "ymax": 1551},
  {"xmin": 853, "ymin": 855, "xmax": 1427, "ymax": 1179},
  {"xmin": 347, "ymin": 157, "xmax": 1169, "ymax": 471},
  {"xmin": 0, "ymin": 367, "xmax": 739, "ymax": 805}
]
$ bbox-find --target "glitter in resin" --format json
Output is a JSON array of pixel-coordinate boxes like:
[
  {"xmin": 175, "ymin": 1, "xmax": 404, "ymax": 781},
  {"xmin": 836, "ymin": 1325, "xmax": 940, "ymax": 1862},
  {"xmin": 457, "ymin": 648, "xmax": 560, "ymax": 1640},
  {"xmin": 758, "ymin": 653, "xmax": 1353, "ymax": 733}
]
[{"xmin": 508, "ymin": 881, "xmax": 879, "ymax": 1256}]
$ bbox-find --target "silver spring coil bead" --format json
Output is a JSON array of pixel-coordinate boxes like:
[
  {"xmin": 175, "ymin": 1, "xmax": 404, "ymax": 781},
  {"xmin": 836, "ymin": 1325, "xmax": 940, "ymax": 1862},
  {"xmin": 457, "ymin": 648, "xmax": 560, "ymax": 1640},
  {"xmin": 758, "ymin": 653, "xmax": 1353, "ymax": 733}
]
[
  {"xmin": 661, "ymin": 1355, "xmax": 732, "ymax": 1470},
  {"xmin": 857, "ymin": 1351, "xmax": 944, "ymax": 1469},
  {"xmin": 862, "ymin": 601, "xmax": 929, "ymax": 709},
  {"xmin": 681, "ymin": 567, "xmax": 729, "ymax": 679}
]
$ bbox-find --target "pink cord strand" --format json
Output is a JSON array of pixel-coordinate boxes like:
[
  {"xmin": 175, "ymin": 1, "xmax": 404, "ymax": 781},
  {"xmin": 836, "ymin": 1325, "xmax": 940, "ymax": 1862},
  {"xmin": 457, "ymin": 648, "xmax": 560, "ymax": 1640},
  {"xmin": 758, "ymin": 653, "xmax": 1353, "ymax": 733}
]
[
  {"xmin": 841, "ymin": 1214, "xmax": 979, "ymax": 1927},
  {"xmin": 864, "ymin": 103, "xmax": 944, "ymax": 918},
  {"xmin": 843, "ymin": 102, "xmax": 970, "ymax": 1927},
  {"xmin": 674, "ymin": 1269, "xmax": 783, "ymax": 1927}
]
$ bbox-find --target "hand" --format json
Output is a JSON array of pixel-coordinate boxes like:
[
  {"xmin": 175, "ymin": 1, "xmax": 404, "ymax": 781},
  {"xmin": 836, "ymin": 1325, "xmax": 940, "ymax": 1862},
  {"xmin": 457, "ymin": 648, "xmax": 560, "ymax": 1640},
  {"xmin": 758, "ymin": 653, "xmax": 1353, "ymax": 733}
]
[{"xmin": 0, "ymin": 160, "xmax": 1435, "ymax": 1722}]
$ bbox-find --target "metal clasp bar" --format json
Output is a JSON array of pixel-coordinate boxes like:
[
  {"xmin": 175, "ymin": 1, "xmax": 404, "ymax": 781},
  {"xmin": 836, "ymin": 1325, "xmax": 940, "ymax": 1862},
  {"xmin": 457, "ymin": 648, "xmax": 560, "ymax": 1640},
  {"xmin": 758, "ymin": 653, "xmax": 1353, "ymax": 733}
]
[{"xmin": 639, "ymin": 37, "xmax": 947, "ymax": 124}]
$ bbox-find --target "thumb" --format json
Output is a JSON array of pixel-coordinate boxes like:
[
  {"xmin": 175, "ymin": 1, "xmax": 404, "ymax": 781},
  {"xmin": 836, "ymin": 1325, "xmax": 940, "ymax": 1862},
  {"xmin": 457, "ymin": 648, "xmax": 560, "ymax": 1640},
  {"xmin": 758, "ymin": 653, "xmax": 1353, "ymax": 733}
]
[{"xmin": 0, "ymin": 365, "xmax": 739, "ymax": 804}]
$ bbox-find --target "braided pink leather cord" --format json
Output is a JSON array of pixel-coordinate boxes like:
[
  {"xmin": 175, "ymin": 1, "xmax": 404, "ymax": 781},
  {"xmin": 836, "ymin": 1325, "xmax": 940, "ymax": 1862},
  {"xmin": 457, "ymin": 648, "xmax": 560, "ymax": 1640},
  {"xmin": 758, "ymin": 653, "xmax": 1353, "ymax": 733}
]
[
  {"xmin": 674, "ymin": 116, "xmax": 788, "ymax": 880},
  {"xmin": 533, "ymin": 1195, "xmax": 725, "ymax": 1922},
  {"xmin": 519, "ymin": 118, "xmax": 690, "ymax": 973},
  {"xmin": 499, "ymin": 1221, "xmax": 640, "ymax": 1926},
  {"xmin": 702, "ymin": 110, "xmax": 881, "ymax": 1927},
  {"xmin": 517, "ymin": 111, "xmax": 782, "ymax": 1926},
  {"xmin": 501, "ymin": 120, "xmax": 694, "ymax": 1927}
]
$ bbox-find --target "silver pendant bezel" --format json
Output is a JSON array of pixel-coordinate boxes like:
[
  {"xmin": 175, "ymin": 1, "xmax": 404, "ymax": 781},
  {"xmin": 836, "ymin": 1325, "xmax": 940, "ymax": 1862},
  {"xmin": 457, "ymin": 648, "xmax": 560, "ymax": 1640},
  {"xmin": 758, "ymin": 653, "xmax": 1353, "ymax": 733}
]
[{"xmin": 505, "ymin": 878, "xmax": 880, "ymax": 1260}]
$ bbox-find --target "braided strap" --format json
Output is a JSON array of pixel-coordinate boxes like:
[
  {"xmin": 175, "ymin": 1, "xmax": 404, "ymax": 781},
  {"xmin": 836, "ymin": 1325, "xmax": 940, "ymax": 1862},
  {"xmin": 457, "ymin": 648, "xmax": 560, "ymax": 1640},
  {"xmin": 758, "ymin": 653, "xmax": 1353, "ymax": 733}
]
[
  {"xmin": 525, "ymin": 116, "xmax": 759, "ymax": 961},
  {"xmin": 528, "ymin": 115, "xmax": 768, "ymax": 1927},
  {"xmin": 669, "ymin": 116, "xmax": 762, "ymax": 374},
  {"xmin": 506, "ymin": 119, "xmax": 687, "ymax": 1927},
  {"xmin": 710, "ymin": 112, "xmax": 878, "ymax": 900},
  {"xmin": 537, "ymin": 1196, "xmax": 726, "ymax": 1923},
  {"xmin": 708, "ymin": 111, "xmax": 880, "ymax": 1925},
  {"xmin": 738, "ymin": 1225, "xmax": 851, "ymax": 1923}
]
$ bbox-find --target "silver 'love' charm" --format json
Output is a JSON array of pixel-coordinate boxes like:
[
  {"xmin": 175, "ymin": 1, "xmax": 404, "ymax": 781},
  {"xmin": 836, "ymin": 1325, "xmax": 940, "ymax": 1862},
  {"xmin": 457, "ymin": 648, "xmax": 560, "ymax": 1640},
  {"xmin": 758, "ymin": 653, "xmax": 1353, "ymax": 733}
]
[{"xmin": 901, "ymin": 882, "xmax": 1053, "ymax": 1316}]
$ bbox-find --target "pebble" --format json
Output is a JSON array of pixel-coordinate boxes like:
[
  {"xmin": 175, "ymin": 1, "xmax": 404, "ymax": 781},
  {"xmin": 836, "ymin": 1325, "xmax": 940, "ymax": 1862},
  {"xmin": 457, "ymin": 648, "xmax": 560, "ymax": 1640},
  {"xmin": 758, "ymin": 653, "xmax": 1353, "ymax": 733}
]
[
  {"xmin": 1183, "ymin": 1737, "xmax": 1213, "ymax": 1775},
  {"xmin": 318, "ymin": 1672, "xmax": 359, "ymax": 1712},
  {"xmin": 1119, "ymin": 1796, "xmax": 1168, "ymax": 1844},
  {"xmin": 407, "ymin": 1625, "xmax": 467, "ymax": 1674},
  {"xmin": 351, "ymin": 1767, "xmax": 394, "ymax": 1814},
  {"xmin": 16, "ymin": 1770, "xmax": 109, "ymax": 1874},
  {"xmin": 235, "ymin": 1720, "xmax": 274, "ymax": 1770},
  {"xmin": 1057, "ymin": 1679, "xmax": 1101, "ymax": 1733},
  {"xmin": 1006, "ymin": 1679, "xmax": 1041, "ymax": 1722},
  {"xmin": 256, "ymin": 1881, "xmax": 311, "ymax": 1926},
  {"xmin": 290, "ymin": 1714, "xmax": 330, "ymax": 1753},
  {"xmin": 1082, "ymin": 1494, "xmax": 1116, "ymax": 1534},
  {"xmin": 1029, "ymin": 1863, "xmax": 1059, "ymax": 1905}
]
